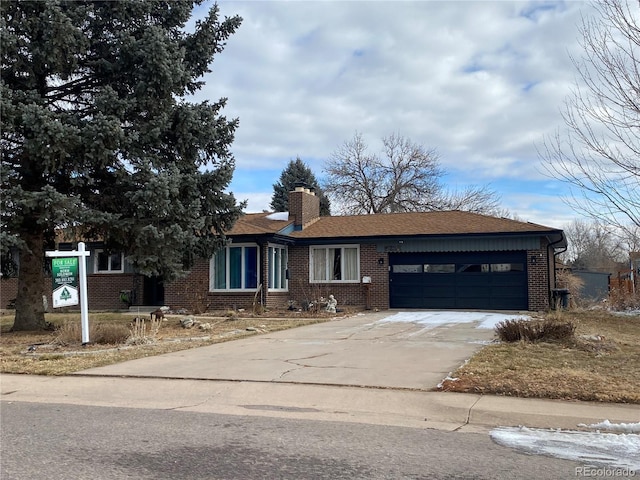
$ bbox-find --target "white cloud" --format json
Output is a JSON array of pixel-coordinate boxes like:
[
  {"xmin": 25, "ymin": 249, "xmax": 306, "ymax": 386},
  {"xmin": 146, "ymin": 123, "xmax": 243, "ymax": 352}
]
[
  {"xmin": 233, "ymin": 191, "xmax": 273, "ymax": 213},
  {"xmin": 194, "ymin": 0, "xmax": 595, "ymax": 222}
]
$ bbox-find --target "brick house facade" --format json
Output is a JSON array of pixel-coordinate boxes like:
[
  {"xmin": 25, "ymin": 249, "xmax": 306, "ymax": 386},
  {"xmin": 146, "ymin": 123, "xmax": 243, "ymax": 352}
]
[
  {"xmin": 2, "ymin": 187, "xmax": 566, "ymax": 313},
  {"xmin": 166, "ymin": 187, "xmax": 566, "ymax": 313}
]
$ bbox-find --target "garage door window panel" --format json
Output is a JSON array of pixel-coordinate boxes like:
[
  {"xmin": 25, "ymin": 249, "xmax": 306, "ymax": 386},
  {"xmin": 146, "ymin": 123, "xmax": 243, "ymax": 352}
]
[
  {"xmin": 458, "ymin": 264, "xmax": 490, "ymax": 273},
  {"xmin": 423, "ymin": 264, "xmax": 455, "ymax": 273},
  {"xmin": 491, "ymin": 263, "xmax": 524, "ymax": 272},
  {"xmin": 392, "ymin": 264, "xmax": 422, "ymax": 273}
]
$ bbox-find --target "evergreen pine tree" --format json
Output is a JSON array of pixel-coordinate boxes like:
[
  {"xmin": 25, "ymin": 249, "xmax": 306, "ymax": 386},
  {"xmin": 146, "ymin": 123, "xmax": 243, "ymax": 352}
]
[
  {"xmin": 1, "ymin": 1, "xmax": 244, "ymax": 330},
  {"xmin": 270, "ymin": 158, "xmax": 331, "ymax": 216}
]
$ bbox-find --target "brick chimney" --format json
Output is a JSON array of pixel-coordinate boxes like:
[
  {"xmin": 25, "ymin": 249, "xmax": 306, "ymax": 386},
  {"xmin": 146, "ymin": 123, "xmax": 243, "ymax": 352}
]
[{"xmin": 289, "ymin": 184, "xmax": 320, "ymax": 230}]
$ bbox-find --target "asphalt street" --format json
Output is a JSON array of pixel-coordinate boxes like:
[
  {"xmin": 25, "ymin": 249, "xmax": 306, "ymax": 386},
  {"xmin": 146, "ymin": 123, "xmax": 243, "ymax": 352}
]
[
  {"xmin": 1, "ymin": 401, "xmax": 584, "ymax": 480},
  {"xmin": 2, "ymin": 310, "xmax": 637, "ymax": 479}
]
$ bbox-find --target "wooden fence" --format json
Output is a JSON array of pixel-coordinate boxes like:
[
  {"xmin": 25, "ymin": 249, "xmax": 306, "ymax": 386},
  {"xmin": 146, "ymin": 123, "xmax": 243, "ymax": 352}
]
[{"xmin": 609, "ymin": 269, "xmax": 634, "ymax": 294}]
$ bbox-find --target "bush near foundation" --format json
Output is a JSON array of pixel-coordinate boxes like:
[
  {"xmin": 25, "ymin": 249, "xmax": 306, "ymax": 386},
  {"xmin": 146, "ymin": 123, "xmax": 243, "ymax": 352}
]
[{"xmin": 496, "ymin": 318, "xmax": 576, "ymax": 343}]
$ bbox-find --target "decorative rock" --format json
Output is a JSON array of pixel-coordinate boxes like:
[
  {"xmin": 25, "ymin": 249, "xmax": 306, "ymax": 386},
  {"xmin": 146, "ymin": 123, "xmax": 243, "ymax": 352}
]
[
  {"xmin": 180, "ymin": 317, "xmax": 195, "ymax": 329},
  {"xmin": 199, "ymin": 323, "xmax": 212, "ymax": 331}
]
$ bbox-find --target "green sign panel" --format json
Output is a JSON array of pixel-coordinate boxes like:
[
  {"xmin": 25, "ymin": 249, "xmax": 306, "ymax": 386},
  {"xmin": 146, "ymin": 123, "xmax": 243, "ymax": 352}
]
[{"xmin": 52, "ymin": 257, "xmax": 79, "ymax": 308}]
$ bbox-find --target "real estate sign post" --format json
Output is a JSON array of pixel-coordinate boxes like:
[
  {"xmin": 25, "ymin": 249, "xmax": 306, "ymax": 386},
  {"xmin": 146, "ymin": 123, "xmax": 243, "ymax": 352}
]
[
  {"xmin": 52, "ymin": 257, "xmax": 79, "ymax": 308},
  {"xmin": 46, "ymin": 242, "xmax": 91, "ymax": 344}
]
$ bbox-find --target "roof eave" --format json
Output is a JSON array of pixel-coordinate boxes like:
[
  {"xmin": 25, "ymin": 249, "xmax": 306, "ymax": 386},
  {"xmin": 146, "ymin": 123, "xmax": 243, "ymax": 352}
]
[{"xmin": 289, "ymin": 230, "xmax": 566, "ymax": 245}]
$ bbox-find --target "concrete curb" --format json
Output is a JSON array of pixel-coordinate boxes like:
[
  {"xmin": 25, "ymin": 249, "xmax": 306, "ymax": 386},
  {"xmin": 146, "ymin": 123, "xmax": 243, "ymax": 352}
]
[{"xmin": 2, "ymin": 374, "xmax": 637, "ymax": 433}]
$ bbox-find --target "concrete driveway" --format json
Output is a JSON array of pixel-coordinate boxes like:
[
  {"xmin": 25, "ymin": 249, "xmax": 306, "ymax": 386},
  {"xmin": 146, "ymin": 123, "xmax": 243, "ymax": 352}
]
[{"xmin": 77, "ymin": 310, "xmax": 501, "ymax": 390}]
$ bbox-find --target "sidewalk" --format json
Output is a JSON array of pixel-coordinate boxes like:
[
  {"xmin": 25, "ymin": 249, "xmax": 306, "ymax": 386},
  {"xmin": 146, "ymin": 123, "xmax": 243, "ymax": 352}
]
[{"xmin": 2, "ymin": 373, "xmax": 638, "ymax": 432}]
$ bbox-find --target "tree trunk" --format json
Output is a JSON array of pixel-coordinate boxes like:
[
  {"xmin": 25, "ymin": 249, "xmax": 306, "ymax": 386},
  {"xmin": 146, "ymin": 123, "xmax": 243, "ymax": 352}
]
[{"xmin": 12, "ymin": 232, "xmax": 48, "ymax": 331}]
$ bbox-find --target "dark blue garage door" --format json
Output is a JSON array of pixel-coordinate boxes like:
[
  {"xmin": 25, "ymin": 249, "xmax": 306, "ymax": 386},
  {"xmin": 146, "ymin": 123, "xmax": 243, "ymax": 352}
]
[{"xmin": 389, "ymin": 251, "xmax": 528, "ymax": 310}]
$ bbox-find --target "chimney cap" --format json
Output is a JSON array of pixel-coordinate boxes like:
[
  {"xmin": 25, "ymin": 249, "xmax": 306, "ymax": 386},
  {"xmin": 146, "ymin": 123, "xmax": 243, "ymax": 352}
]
[{"xmin": 293, "ymin": 181, "xmax": 310, "ymax": 193}]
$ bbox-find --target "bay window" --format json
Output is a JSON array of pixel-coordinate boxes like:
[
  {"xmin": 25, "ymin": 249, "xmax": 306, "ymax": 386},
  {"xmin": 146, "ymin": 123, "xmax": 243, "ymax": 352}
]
[
  {"xmin": 210, "ymin": 244, "xmax": 259, "ymax": 291},
  {"xmin": 268, "ymin": 245, "xmax": 288, "ymax": 291}
]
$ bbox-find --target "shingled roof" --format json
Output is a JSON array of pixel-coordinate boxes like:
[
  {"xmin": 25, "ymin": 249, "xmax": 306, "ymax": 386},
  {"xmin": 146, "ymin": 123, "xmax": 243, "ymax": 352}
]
[
  {"xmin": 226, "ymin": 210, "xmax": 563, "ymax": 242},
  {"xmin": 227, "ymin": 212, "xmax": 293, "ymax": 235},
  {"xmin": 288, "ymin": 210, "xmax": 561, "ymax": 239}
]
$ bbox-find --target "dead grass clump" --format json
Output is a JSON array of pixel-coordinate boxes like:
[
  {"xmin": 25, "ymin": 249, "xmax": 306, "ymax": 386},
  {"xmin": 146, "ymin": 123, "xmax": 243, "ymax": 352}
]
[
  {"xmin": 94, "ymin": 323, "xmax": 130, "ymax": 345},
  {"xmin": 126, "ymin": 317, "xmax": 162, "ymax": 345},
  {"xmin": 52, "ymin": 321, "xmax": 82, "ymax": 346},
  {"xmin": 495, "ymin": 318, "xmax": 575, "ymax": 343},
  {"xmin": 53, "ymin": 321, "xmax": 130, "ymax": 346}
]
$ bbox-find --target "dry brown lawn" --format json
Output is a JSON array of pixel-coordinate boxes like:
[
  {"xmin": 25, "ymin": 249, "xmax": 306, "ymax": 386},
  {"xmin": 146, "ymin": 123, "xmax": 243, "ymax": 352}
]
[
  {"xmin": 0, "ymin": 309, "xmax": 338, "ymax": 375},
  {"xmin": 440, "ymin": 309, "xmax": 640, "ymax": 404},
  {"xmin": 3, "ymin": 308, "xmax": 639, "ymax": 404}
]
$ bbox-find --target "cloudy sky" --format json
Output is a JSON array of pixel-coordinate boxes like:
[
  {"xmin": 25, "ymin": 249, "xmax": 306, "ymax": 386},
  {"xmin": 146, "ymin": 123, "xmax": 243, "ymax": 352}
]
[{"xmin": 189, "ymin": 0, "xmax": 595, "ymax": 228}]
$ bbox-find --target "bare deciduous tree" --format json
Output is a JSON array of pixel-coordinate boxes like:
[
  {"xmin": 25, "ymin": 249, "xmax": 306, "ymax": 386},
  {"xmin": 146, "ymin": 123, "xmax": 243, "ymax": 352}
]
[
  {"xmin": 541, "ymin": 0, "xmax": 640, "ymax": 235},
  {"xmin": 324, "ymin": 132, "xmax": 501, "ymax": 215},
  {"xmin": 560, "ymin": 219, "xmax": 628, "ymax": 272},
  {"xmin": 434, "ymin": 185, "xmax": 502, "ymax": 216}
]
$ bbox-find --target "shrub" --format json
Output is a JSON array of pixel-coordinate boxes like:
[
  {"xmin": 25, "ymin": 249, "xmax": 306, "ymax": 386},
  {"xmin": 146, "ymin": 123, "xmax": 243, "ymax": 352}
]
[
  {"xmin": 495, "ymin": 318, "xmax": 575, "ymax": 343},
  {"xmin": 494, "ymin": 319, "xmax": 528, "ymax": 342},
  {"xmin": 54, "ymin": 321, "xmax": 130, "ymax": 346},
  {"xmin": 94, "ymin": 323, "xmax": 130, "ymax": 345},
  {"xmin": 53, "ymin": 321, "xmax": 82, "ymax": 346},
  {"xmin": 178, "ymin": 277, "xmax": 210, "ymax": 314},
  {"xmin": 538, "ymin": 320, "xmax": 576, "ymax": 341},
  {"xmin": 608, "ymin": 288, "xmax": 640, "ymax": 311},
  {"xmin": 555, "ymin": 269, "xmax": 584, "ymax": 308}
]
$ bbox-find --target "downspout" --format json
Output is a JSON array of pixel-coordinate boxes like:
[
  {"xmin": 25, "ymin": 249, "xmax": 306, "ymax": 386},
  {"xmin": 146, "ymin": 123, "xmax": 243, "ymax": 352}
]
[{"xmin": 548, "ymin": 235, "xmax": 568, "ymax": 309}]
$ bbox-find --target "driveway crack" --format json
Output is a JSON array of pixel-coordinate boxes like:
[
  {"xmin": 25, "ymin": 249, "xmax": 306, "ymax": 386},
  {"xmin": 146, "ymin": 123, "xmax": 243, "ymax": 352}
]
[
  {"xmin": 338, "ymin": 323, "xmax": 418, "ymax": 341},
  {"xmin": 279, "ymin": 353, "xmax": 358, "ymax": 379}
]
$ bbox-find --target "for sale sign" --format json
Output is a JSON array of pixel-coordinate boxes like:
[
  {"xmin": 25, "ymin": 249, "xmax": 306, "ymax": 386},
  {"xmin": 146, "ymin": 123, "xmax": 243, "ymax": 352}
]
[{"xmin": 52, "ymin": 257, "xmax": 79, "ymax": 308}]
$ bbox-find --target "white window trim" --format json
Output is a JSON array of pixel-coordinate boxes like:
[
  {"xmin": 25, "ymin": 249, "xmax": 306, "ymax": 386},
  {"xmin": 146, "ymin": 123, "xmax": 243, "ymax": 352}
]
[
  {"xmin": 209, "ymin": 243, "xmax": 260, "ymax": 292},
  {"xmin": 268, "ymin": 243, "xmax": 289, "ymax": 292},
  {"xmin": 94, "ymin": 250, "xmax": 124, "ymax": 274},
  {"xmin": 309, "ymin": 244, "xmax": 360, "ymax": 284}
]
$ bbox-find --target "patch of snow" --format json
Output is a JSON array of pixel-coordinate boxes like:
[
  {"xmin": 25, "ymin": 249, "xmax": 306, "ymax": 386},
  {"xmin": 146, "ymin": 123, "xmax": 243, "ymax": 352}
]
[
  {"xmin": 612, "ymin": 309, "xmax": 640, "ymax": 317},
  {"xmin": 578, "ymin": 420, "xmax": 640, "ymax": 434},
  {"xmin": 265, "ymin": 212, "xmax": 289, "ymax": 221},
  {"xmin": 491, "ymin": 425, "xmax": 640, "ymax": 472},
  {"xmin": 436, "ymin": 374, "xmax": 459, "ymax": 389},
  {"xmin": 378, "ymin": 311, "xmax": 530, "ymax": 330}
]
